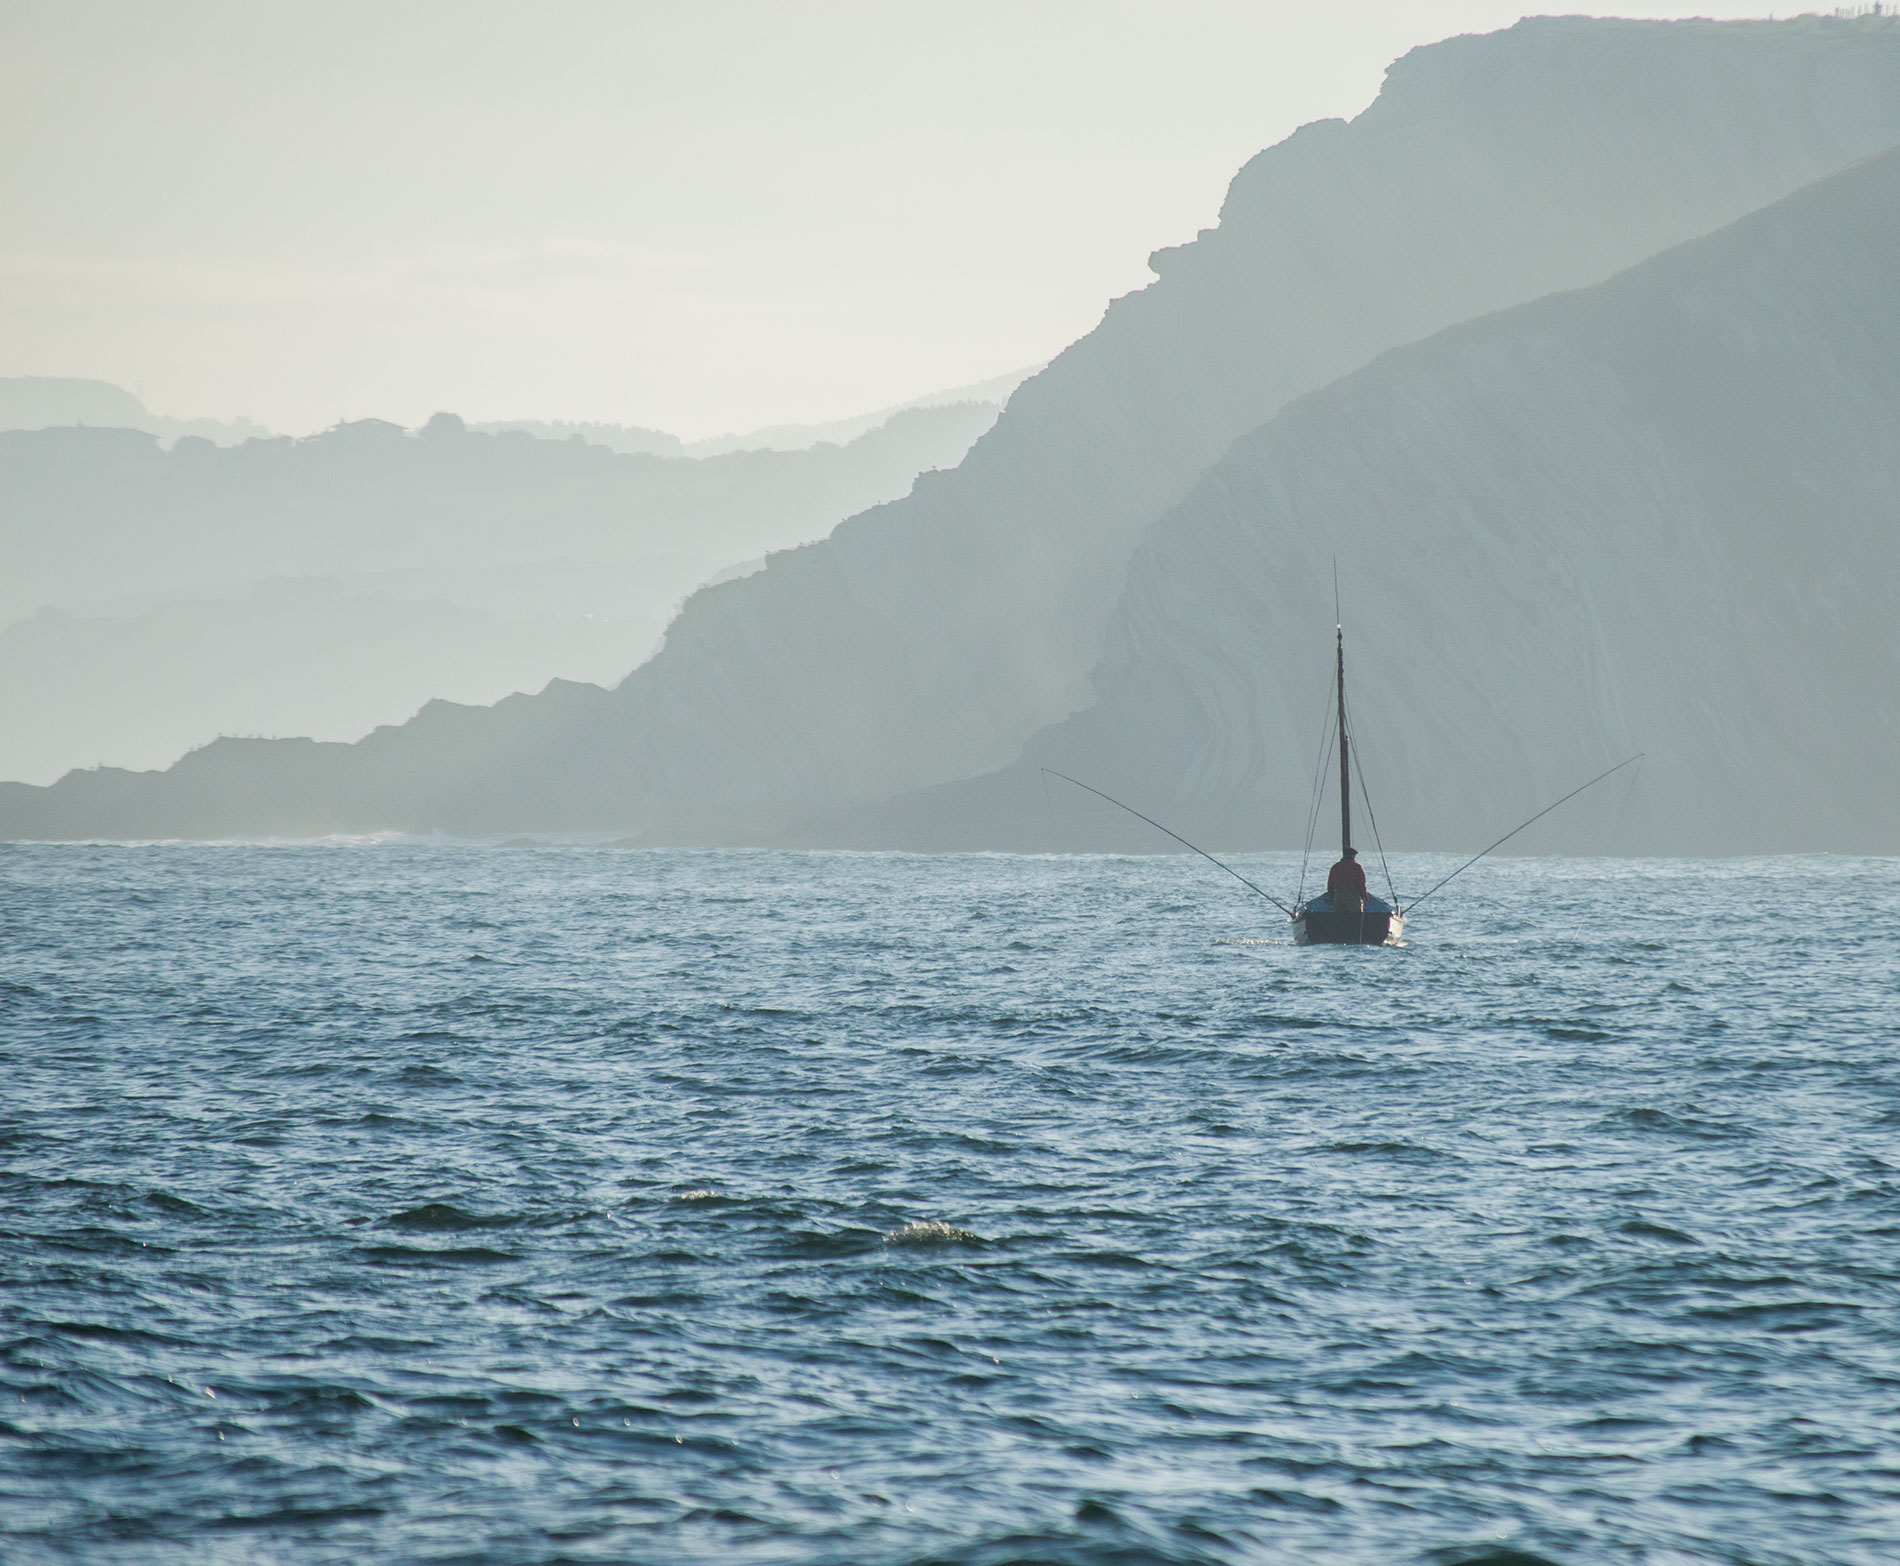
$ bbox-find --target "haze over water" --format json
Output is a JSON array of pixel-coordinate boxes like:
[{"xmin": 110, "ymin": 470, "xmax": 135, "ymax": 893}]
[{"xmin": 5, "ymin": 845, "xmax": 1897, "ymax": 1564}]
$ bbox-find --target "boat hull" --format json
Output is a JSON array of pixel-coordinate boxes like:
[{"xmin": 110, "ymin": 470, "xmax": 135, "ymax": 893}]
[{"xmin": 1293, "ymin": 906, "xmax": 1403, "ymax": 946}]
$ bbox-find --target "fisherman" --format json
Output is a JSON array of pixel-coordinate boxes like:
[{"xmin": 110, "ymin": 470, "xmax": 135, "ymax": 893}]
[{"xmin": 1327, "ymin": 846, "xmax": 1367, "ymax": 913}]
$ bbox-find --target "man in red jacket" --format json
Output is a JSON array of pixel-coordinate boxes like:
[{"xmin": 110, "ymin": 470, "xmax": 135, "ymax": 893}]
[{"xmin": 1327, "ymin": 847, "xmax": 1367, "ymax": 913}]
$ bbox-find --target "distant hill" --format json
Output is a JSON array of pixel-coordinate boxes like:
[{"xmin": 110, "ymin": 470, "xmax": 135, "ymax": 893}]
[
  {"xmin": 1, "ymin": 402, "xmax": 1001, "ymax": 624},
  {"xmin": 471, "ymin": 368, "xmax": 1033, "ymax": 458},
  {"xmin": 0, "ymin": 400, "xmax": 999, "ymax": 784},
  {"xmin": 817, "ymin": 146, "xmax": 1900, "ymax": 856},
  {"xmin": 6, "ymin": 16, "xmax": 1900, "ymax": 842},
  {"xmin": 677, "ymin": 369, "xmax": 1038, "ymax": 455},
  {"xmin": 1, "ymin": 581, "xmax": 642, "ymax": 783},
  {"xmin": 465, "ymin": 419, "xmax": 686, "ymax": 458},
  {"xmin": 0, "ymin": 371, "xmax": 1028, "ymax": 464},
  {"xmin": 0, "ymin": 377, "xmax": 147, "ymax": 429},
  {"xmin": 0, "ymin": 377, "xmax": 271, "ymax": 447}
]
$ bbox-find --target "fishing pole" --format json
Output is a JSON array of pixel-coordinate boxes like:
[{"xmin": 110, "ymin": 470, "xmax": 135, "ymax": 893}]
[
  {"xmin": 1040, "ymin": 768, "xmax": 1294, "ymax": 914},
  {"xmin": 1402, "ymin": 753, "xmax": 1645, "ymax": 915}
]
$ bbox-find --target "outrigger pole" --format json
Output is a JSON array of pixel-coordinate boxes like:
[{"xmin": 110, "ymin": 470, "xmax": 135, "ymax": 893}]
[
  {"xmin": 1401, "ymin": 753, "xmax": 1645, "ymax": 914},
  {"xmin": 1043, "ymin": 754, "xmax": 1643, "ymax": 925},
  {"xmin": 1040, "ymin": 769, "xmax": 1294, "ymax": 915}
]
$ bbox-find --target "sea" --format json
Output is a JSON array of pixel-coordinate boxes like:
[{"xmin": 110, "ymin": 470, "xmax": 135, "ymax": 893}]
[{"xmin": 3, "ymin": 844, "xmax": 1898, "ymax": 1565}]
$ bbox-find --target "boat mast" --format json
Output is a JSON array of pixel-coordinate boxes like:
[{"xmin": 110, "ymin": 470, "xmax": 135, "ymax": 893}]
[{"xmin": 1336, "ymin": 622, "xmax": 1351, "ymax": 858}]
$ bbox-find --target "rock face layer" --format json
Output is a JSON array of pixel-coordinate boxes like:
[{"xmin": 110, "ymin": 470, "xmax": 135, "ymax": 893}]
[
  {"xmin": 835, "ymin": 147, "xmax": 1900, "ymax": 857},
  {"xmin": 6, "ymin": 16, "xmax": 1900, "ymax": 842}
]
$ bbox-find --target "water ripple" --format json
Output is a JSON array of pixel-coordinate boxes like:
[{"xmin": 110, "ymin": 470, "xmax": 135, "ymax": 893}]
[{"xmin": 1, "ymin": 844, "xmax": 1898, "ymax": 1564}]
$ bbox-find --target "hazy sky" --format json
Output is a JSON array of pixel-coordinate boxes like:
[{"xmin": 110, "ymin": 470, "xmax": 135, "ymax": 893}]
[{"xmin": 3, "ymin": 1, "xmax": 1772, "ymax": 437}]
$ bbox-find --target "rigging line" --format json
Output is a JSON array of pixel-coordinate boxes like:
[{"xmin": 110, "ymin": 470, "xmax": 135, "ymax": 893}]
[
  {"xmin": 1346, "ymin": 709, "xmax": 1398, "ymax": 908},
  {"xmin": 1297, "ymin": 659, "xmax": 1338, "ymax": 903},
  {"xmin": 1300, "ymin": 720, "xmax": 1336, "ymax": 902},
  {"xmin": 1402, "ymin": 753, "xmax": 1646, "ymax": 915},
  {"xmin": 1300, "ymin": 626, "xmax": 1342, "ymax": 897},
  {"xmin": 1041, "ymin": 769, "xmax": 1294, "ymax": 915},
  {"xmin": 1299, "ymin": 723, "xmax": 1335, "ymax": 906}
]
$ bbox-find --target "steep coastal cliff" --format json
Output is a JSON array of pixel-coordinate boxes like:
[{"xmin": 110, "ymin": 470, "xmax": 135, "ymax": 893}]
[
  {"xmin": 6, "ymin": 17, "xmax": 1900, "ymax": 843},
  {"xmin": 833, "ymin": 148, "xmax": 1900, "ymax": 855}
]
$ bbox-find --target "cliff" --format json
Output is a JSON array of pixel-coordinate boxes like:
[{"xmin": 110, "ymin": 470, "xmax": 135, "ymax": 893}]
[
  {"xmin": 1, "ymin": 401, "xmax": 997, "ymax": 784},
  {"xmin": 830, "ymin": 147, "xmax": 1900, "ymax": 856},
  {"xmin": 7, "ymin": 16, "xmax": 1900, "ymax": 841}
]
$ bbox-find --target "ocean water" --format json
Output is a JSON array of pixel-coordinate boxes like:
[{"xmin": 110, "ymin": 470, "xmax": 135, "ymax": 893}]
[{"xmin": 3, "ymin": 844, "xmax": 1899, "ymax": 1566}]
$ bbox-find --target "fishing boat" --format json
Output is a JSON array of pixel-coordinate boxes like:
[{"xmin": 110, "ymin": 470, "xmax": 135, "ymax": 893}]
[
  {"xmin": 1292, "ymin": 622, "xmax": 1402, "ymax": 946},
  {"xmin": 1041, "ymin": 601, "xmax": 1639, "ymax": 943}
]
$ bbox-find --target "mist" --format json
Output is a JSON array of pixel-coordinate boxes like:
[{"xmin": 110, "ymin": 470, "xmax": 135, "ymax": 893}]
[
  {"xmin": 7, "ymin": 10, "xmax": 1897, "ymax": 855},
  {"xmin": 4, "ymin": 6, "xmax": 1897, "ymax": 859},
  {"xmin": 0, "ymin": 389, "xmax": 1010, "ymax": 783}
]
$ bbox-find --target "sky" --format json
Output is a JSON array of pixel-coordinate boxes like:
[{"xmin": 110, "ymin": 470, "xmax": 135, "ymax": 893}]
[{"xmin": 2, "ymin": 1, "xmax": 1776, "ymax": 438}]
